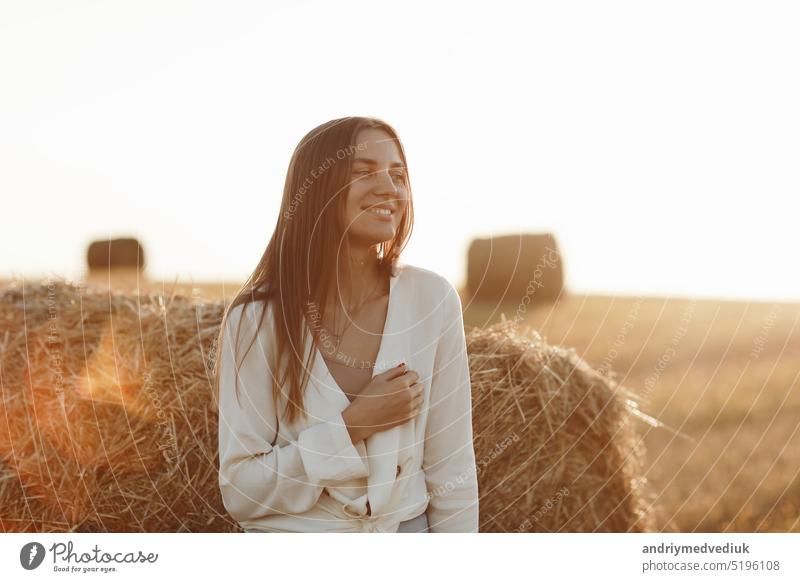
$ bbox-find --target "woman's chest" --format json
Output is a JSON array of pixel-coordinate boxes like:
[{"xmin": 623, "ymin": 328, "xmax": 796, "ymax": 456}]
[
  {"xmin": 320, "ymin": 296, "xmax": 389, "ymax": 401},
  {"xmin": 325, "ymin": 365, "xmax": 372, "ymax": 402}
]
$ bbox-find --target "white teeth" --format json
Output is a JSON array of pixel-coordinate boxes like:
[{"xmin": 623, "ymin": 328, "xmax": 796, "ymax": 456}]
[{"xmin": 367, "ymin": 208, "xmax": 392, "ymax": 216}]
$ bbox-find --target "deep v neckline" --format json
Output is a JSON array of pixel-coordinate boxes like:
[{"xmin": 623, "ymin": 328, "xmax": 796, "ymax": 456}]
[{"xmin": 314, "ymin": 268, "xmax": 401, "ymax": 404}]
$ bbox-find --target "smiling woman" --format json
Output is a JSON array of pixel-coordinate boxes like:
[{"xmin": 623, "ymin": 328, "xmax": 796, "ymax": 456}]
[
  {"xmin": 213, "ymin": 116, "xmax": 479, "ymax": 533},
  {"xmin": 342, "ymin": 127, "xmax": 410, "ymax": 257}
]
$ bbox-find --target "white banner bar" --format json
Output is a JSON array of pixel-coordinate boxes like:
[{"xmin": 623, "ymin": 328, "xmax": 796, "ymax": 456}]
[{"xmin": 1, "ymin": 533, "xmax": 798, "ymax": 581}]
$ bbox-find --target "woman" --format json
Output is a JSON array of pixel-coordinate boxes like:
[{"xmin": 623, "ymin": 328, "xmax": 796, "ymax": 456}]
[{"xmin": 213, "ymin": 116, "xmax": 479, "ymax": 533}]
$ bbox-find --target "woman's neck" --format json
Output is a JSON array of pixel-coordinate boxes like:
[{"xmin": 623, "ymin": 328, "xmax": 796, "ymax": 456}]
[{"xmin": 335, "ymin": 246, "xmax": 385, "ymax": 308}]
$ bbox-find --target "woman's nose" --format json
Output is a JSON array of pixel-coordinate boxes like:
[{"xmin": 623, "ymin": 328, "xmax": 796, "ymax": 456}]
[{"xmin": 373, "ymin": 170, "xmax": 399, "ymax": 195}]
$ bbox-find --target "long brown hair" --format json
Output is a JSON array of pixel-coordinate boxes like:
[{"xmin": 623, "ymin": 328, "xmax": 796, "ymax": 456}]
[{"xmin": 212, "ymin": 116, "xmax": 415, "ymax": 425}]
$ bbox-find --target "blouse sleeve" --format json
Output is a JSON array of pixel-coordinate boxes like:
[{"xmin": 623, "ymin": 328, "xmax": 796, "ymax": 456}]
[
  {"xmin": 217, "ymin": 301, "xmax": 370, "ymax": 523},
  {"xmin": 422, "ymin": 281, "xmax": 480, "ymax": 532}
]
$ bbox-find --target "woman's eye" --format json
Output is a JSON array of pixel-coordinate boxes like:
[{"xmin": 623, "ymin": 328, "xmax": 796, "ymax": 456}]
[
  {"xmin": 354, "ymin": 169, "xmax": 370, "ymax": 176},
  {"xmin": 392, "ymin": 173, "xmax": 405, "ymax": 181}
]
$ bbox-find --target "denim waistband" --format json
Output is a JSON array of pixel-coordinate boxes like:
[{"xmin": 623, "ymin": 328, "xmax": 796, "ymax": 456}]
[{"xmin": 396, "ymin": 511, "xmax": 428, "ymax": 533}]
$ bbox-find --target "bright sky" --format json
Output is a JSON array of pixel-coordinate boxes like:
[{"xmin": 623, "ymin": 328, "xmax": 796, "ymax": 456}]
[{"xmin": 2, "ymin": 0, "xmax": 798, "ymax": 301}]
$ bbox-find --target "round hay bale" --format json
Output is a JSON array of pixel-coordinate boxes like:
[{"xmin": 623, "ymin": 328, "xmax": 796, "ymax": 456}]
[
  {"xmin": 467, "ymin": 318, "xmax": 658, "ymax": 532},
  {"xmin": 86, "ymin": 238, "xmax": 145, "ymax": 272},
  {"xmin": 467, "ymin": 233, "xmax": 564, "ymax": 303},
  {"xmin": 0, "ymin": 278, "xmax": 657, "ymax": 532},
  {"xmin": 0, "ymin": 459, "xmax": 50, "ymax": 532},
  {"xmin": 0, "ymin": 277, "xmax": 233, "ymax": 532}
]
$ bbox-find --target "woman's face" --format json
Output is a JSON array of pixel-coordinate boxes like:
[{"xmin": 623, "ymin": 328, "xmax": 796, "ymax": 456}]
[{"xmin": 342, "ymin": 127, "xmax": 409, "ymax": 248}]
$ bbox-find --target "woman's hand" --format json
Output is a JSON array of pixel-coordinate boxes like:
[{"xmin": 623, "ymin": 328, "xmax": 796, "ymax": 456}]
[{"xmin": 341, "ymin": 363, "xmax": 423, "ymax": 444}]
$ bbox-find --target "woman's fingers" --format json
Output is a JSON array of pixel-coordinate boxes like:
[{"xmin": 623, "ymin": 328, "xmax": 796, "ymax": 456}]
[
  {"xmin": 411, "ymin": 387, "xmax": 424, "ymax": 410},
  {"xmin": 379, "ymin": 362, "xmax": 407, "ymax": 381},
  {"xmin": 398, "ymin": 370, "xmax": 419, "ymax": 388}
]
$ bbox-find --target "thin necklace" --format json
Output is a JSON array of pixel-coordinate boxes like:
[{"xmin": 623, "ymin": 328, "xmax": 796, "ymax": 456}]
[{"xmin": 323, "ymin": 275, "xmax": 381, "ymax": 353}]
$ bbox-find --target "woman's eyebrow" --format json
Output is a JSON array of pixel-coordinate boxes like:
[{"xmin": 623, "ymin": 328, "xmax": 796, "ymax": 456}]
[{"xmin": 352, "ymin": 157, "xmax": 405, "ymax": 168}]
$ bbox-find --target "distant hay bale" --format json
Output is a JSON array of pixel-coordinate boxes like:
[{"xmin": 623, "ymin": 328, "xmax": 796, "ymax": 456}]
[
  {"xmin": 0, "ymin": 279, "xmax": 657, "ymax": 532},
  {"xmin": 467, "ymin": 233, "xmax": 564, "ymax": 303},
  {"xmin": 86, "ymin": 238, "xmax": 145, "ymax": 272}
]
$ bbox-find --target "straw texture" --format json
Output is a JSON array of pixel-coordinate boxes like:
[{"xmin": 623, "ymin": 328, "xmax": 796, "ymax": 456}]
[{"xmin": 0, "ymin": 279, "xmax": 657, "ymax": 532}]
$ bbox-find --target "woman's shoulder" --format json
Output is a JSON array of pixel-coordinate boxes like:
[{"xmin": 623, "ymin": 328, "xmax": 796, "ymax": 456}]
[
  {"xmin": 397, "ymin": 262, "xmax": 459, "ymax": 301},
  {"xmin": 223, "ymin": 294, "xmax": 274, "ymax": 335}
]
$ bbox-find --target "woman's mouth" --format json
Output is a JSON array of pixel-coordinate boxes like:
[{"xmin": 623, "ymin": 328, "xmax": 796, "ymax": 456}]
[{"xmin": 364, "ymin": 206, "xmax": 394, "ymax": 221}]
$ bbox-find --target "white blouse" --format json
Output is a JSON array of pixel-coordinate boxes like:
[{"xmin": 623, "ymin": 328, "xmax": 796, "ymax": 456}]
[{"xmin": 217, "ymin": 262, "xmax": 479, "ymax": 532}]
